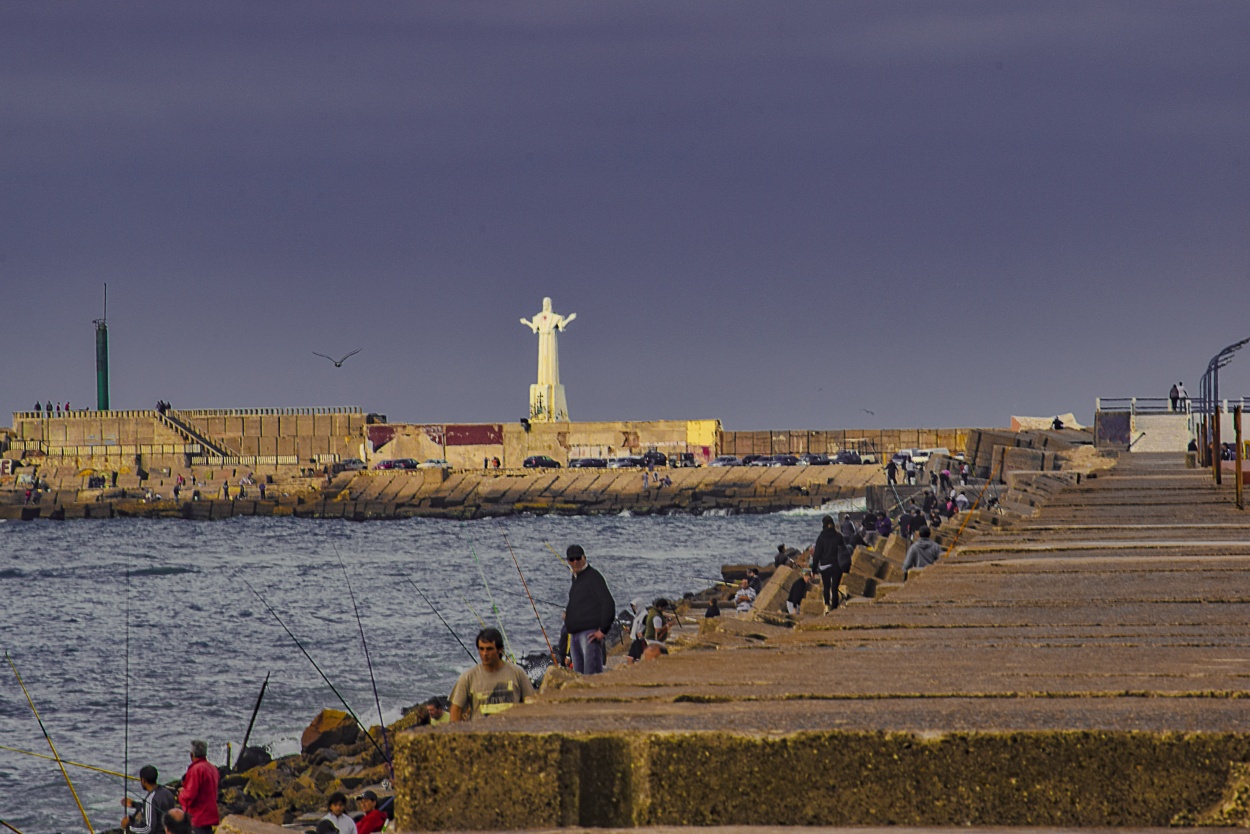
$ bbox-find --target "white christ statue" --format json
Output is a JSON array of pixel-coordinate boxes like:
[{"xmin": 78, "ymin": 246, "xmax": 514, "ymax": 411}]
[{"xmin": 520, "ymin": 297, "xmax": 575, "ymax": 421}]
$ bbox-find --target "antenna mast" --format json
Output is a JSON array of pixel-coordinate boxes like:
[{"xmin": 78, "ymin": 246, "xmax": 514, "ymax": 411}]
[{"xmin": 94, "ymin": 284, "xmax": 110, "ymax": 411}]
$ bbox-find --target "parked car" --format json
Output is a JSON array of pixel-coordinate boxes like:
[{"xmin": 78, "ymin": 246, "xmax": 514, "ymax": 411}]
[
  {"xmin": 770, "ymin": 454, "xmax": 800, "ymax": 466},
  {"xmin": 569, "ymin": 457, "xmax": 607, "ymax": 468},
  {"xmin": 608, "ymin": 456, "xmax": 644, "ymax": 468},
  {"xmin": 833, "ymin": 450, "xmax": 862, "ymax": 465},
  {"xmin": 741, "ymin": 454, "xmax": 768, "ymax": 466},
  {"xmin": 522, "ymin": 455, "xmax": 561, "ymax": 469},
  {"xmin": 798, "ymin": 453, "xmax": 830, "ymax": 466},
  {"xmin": 709, "ymin": 455, "xmax": 740, "ymax": 467},
  {"xmin": 673, "ymin": 453, "xmax": 698, "ymax": 467},
  {"xmin": 373, "ymin": 460, "xmax": 396, "ymax": 470},
  {"xmin": 640, "ymin": 450, "xmax": 668, "ymax": 467},
  {"xmin": 392, "ymin": 458, "xmax": 420, "ymax": 470},
  {"xmin": 339, "ymin": 458, "xmax": 366, "ymax": 471},
  {"xmin": 417, "ymin": 458, "xmax": 451, "ymax": 469}
]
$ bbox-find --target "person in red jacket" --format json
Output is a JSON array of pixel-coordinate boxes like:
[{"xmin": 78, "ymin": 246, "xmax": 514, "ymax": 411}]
[
  {"xmin": 354, "ymin": 791, "xmax": 388, "ymax": 834},
  {"xmin": 178, "ymin": 740, "xmax": 220, "ymax": 834}
]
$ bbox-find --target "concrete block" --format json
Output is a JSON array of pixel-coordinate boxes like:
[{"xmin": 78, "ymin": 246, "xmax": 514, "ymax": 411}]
[{"xmin": 842, "ymin": 573, "xmax": 877, "ymax": 598}]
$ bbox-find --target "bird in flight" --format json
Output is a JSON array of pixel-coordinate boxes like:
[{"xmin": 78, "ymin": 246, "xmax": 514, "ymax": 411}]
[
  {"xmin": 313, "ymin": 349, "xmax": 362, "ymax": 368},
  {"xmin": 861, "ymin": 408, "xmax": 875, "ymax": 416}
]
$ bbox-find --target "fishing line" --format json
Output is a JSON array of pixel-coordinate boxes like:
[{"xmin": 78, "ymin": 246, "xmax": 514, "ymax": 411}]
[
  {"xmin": 5, "ymin": 651, "xmax": 95, "ymax": 834},
  {"xmin": 0, "ymin": 744, "xmax": 138, "ymax": 780},
  {"xmin": 404, "ymin": 577, "xmax": 477, "ymax": 663},
  {"xmin": 467, "ymin": 536, "xmax": 511, "ymax": 657},
  {"xmin": 499, "ymin": 528, "xmax": 557, "ymax": 664},
  {"xmin": 458, "ymin": 592, "xmax": 488, "ymax": 628},
  {"xmin": 241, "ymin": 578, "xmax": 390, "ymax": 764},
  {"xmin": 330, "ymin": 542, "xmax": 391, "ymax": 773}
]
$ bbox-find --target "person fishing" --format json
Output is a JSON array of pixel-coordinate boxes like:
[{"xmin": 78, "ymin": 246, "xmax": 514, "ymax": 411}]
[{"xmin": 121, "ymin": 766, "xmax": 176, "ymax": 834}]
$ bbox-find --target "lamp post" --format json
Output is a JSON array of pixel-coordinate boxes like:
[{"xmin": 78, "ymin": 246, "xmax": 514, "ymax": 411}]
[{"xmin": 1203, "ymin": 338, "xmax": 1250, "ymax": 483}]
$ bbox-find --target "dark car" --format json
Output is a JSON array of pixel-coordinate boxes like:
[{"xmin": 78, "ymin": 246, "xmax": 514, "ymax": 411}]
[
  {"xmin": 523, "ymin": 455, "xmax": 561, "ymax": 468},
  {"xmin": 568, "ymin": 457, "xmax": 607, "ymax": 468},
  {"xmin": 770, "ymin": 454, "xmax": 800, "ymax": 466},
  {"xmin": 673, "ymin": 452, "xmax": 698, "ymax": 467},
  {"xmin": 741, "ymin": 454, "xmax": 768, "ymax": 466},
  {"xmin": 373, "ymin": 460, "xmax": 396, "ymax": 470},
  {"xmin": 833, "ymin": 450, "xmax": 862, "ymax": 465},
  {"xmin": 392, "ymin": 458, "xmax": 420, "ymax": 470},
  {"xmin": 640, "ymin": 450, "xmax": 667, "ymax": 467},
  {"xmin": 799, "ymin": 453, "xmax": 830, "ymax": 466}
]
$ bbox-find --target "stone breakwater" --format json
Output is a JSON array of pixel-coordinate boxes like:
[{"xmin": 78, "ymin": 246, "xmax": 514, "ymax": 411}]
[
  {"xmin": 0, "ymin": 464, "xmax": 883, "ymax": 521},
  {"xmin": 391, "ymin": 452, "xmax": 1250, "ymax": 829}
]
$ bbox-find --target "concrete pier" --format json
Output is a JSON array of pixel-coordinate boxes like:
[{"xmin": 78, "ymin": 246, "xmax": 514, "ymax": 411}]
[{"xmin": 392, "ymin": 453, "xmax": 1250, "ymax": 828}]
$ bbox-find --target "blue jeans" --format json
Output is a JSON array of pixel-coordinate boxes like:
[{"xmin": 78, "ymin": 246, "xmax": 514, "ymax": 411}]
[{"xmin": 570, "ymin": 629, "xmax": 605, "ymax": 674}]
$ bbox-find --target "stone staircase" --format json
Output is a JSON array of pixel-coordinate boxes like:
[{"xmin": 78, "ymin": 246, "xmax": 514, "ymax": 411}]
[{"xmin": 158, "ymin": 410, "xmax": 237, "ymax": 457}]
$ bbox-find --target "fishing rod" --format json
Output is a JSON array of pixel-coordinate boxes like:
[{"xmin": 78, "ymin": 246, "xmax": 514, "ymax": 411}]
[
  {"xmin": 123, "ymin": 564, "xmax": 130, "ymax": 803},
  {"xmin": 238, "ymin": 672, "xmax": 270, "ymax": 767},
  {"xmin": 0, "ymin": 744, "xmax": 138, "ymax": 780},
  {"xmin": 492, "ymin": 586, "xmax": 565, "ymax": 609},
  {"xmin": 241, "ymin": 579, "xmax": 390, "ymax": 764},
  {"xmin": 5, "ymin": 651, "xmax": 95, "ymax": 834},
  {"xmin": 404, "ymin": 577, "xmax": 477, "ymax": 663},
  {"xmin": 499, "ymin": 529, "xmax": 557, "ymax": 665},
  {"xmin": 543, "ymin": 541, "xmax": 575, "ymax": 574},
  {"xmin": 1, "ymin": 820, "xmax": 28, "ymax": 834},
  {"xmin": 331, "ymin": 543, "xmax": 391, "ymax": 774}
]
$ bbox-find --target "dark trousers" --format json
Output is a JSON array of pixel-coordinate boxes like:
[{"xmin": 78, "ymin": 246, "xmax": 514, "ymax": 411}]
[{"xmin": 820, "ymin": 568, "xmax": 842, "ymax": 608}]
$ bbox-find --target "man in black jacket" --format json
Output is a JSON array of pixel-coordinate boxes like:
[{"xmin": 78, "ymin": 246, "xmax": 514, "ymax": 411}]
[
  {"xmin": 564, "ymin": 544, "xmax": 616, "ymax": 674},
  {"xmin": 811, "ymin": 515, "xmax": 846, "ymax": 613}
]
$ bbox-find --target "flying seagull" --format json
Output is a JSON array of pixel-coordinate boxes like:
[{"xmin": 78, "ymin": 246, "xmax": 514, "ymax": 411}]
[
  {"xmin": 313, "ymin": 349, "xmax": 362, "ymax": 368},
  {"xmin": 861, "ymin": 408, "xmax": 875, "ymax": 416}
]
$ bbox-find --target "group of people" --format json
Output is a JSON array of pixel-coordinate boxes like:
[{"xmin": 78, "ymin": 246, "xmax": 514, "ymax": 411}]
[
  {"xmin": 32, "ymin": 401, "xmax": 71, "ymax": 416},
  {"xmin": 121, "ymin": 741, "xmax": 219, "ymax": 834}
]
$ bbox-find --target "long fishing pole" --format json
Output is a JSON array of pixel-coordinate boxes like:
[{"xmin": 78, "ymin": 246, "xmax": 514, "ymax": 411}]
[
  {"xmin": 499, "ymin": 529, "xmax": 557, "ymax": 665},
  {"xmin": 0, "ymin": 745, "xmax": 138, "ymax": 780},
  {"xmin": 404, "ymin": 577, "xmax": 476, "ymax": 663},
  {"xmin": 5, "ymin": 651, "xmax": 95, "ymax": 834},
  {"xmin": 1, "ymin": 820, "xmax": 28, "ymax": 834},
  {"xmin": 492, "ymin": 586, "xmax": 565, "ymax": 609},
  {"xmin": 543, "ymin": 541, "xmax": 575, "ymax": 574},
  {"xmin": 467, "ymin": 539, "xmax": 511, "ymax": 657},
  {"xmin": 241, "ymin": 579, "xmax": 390, "ymax": 764},
  {"xmin": 331, "ymin": 543, "xmax": 391, "ymax": 773},
  {"xmin": 123, "ymin": 564, "xmax": 130, "ymax": 803},
  {"xmin": 238, "ymin": 672, "xmax": 270, "ymax": 765}
]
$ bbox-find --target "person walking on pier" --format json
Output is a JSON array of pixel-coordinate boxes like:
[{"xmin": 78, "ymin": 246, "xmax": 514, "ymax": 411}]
[
  {"xmin": 812, "ymin": 515, "xmax": 845, "ymax": 613},
  {"xmin": 885, "ymin": 458, "xmax": 898, "ymax": 485},
  {"xmin": 564, "ymin": 544, "xmax": 616, "ymax": 675}
]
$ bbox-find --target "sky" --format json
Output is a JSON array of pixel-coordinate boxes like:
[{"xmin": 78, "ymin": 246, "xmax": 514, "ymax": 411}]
[{"xmin": 1, "ymin": 2, "xmax": 1248, "ymax": 431}]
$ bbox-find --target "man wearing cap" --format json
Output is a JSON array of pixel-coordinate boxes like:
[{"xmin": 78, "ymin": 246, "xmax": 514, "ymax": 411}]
[
  {"xmin": 178, "ymin": 740, "xmax": 219, "ymax": 834},
  {"xmin": 354, "ymin": 791, "xmax": 387, "ymax": 834},
  {"xmin": 563, "ymin": 544, "xmax": 616, "ymax": 675}
]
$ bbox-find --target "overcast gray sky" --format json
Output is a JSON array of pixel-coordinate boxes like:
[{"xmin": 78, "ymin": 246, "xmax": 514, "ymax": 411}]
[{"xmin": 2, "ymin": 2, "xmax": 1247, "ymax": 430}]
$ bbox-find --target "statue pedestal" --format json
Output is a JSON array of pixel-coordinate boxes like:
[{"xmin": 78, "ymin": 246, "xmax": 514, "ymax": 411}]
[{"xmin": 529, "ymin": 383, "xmax": 569, "ymax": 422}]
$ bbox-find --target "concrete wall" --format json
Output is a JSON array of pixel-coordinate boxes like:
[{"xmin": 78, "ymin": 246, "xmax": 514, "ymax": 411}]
[
  {"xmin": 720, "ymin": 427, "xmax": 972, "ymax": 457},
  {"xmin": 1131, "ymin": 413, "xmax": 1192, "ymax": 452}
]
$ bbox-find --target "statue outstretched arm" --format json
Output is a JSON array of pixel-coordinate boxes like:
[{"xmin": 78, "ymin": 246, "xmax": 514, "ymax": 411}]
[
  {"xmin": 520, "ymin": 317, "xmax": 538, "ymax": 333},
  {"xmin": 556, "ymin": 312, "xmax": 576, "ymax": 330}
]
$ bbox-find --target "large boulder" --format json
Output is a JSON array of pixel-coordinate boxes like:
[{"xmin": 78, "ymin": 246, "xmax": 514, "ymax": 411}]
[{"xmin": 300, "ymin": 709, "xmax": 359, "ymax": 756}]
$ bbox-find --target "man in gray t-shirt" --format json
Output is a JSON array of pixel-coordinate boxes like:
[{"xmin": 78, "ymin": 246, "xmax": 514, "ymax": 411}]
[{"xmin": 450, "ymin": 627, "xmax": 535, "ymax": 721}]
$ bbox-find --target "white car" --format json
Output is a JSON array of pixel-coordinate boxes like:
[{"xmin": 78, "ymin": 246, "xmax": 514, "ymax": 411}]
[
  {"xmin": 709, "ymin": 455, "xmax": 741, "ymax": 467},
  {"xmin": 417, "ymin": 459, "xmax": 452, "ymax": 469}
]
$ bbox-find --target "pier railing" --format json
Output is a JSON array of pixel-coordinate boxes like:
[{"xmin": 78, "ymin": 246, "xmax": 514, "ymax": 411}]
[{"xmin": 1096, "ymin": 397, "xmax": 1248, "ymax": 415}]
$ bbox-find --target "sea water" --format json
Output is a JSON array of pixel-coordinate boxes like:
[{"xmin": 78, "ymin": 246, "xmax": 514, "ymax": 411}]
[{"xmin": 0, "ymin": 504, "xmax": 859, "ymax": 831}]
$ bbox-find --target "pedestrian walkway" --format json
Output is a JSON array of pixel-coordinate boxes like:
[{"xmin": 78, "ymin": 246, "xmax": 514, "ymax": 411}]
[{"xmin": 393, "ymin": 453, "xmax": 1250, "ymax": 829}]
